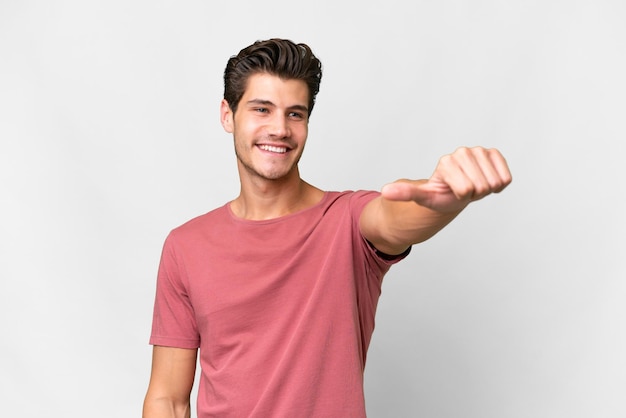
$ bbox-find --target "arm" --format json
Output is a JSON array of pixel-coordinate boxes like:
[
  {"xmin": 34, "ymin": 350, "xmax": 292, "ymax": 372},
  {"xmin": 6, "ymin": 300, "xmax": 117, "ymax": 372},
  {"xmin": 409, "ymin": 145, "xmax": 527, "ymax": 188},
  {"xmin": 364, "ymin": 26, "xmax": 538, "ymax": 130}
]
[
  {"xmin": 360, "ymin": 147, "xmax": 512, "ymax": 255},
  {"xmin": 143, "ymin": 346, "xmax": 198, "ymax": 418}
]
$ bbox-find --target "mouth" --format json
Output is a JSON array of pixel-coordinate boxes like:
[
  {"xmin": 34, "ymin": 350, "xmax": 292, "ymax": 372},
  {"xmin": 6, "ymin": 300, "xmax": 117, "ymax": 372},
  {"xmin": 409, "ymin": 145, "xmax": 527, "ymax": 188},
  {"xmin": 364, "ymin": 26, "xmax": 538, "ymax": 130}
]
[{"xmin": 257, "ymin": 144, "xmax": 289, "ymax": 154}]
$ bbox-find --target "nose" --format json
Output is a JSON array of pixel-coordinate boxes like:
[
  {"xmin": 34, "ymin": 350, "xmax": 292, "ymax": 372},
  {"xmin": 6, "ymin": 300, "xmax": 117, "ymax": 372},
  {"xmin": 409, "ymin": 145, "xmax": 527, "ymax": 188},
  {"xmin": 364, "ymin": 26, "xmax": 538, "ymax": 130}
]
[{"xmin": 267, "ymin": 114, "xmax": 290, "ymax": 138}]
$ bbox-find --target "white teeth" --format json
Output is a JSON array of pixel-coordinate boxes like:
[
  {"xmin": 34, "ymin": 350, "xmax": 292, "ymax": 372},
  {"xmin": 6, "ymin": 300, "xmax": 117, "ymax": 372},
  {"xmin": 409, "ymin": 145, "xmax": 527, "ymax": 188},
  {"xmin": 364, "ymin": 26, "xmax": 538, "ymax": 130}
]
[{"xmin": 259, "ymin": 145, "xmax": 287, "ymax": 153}]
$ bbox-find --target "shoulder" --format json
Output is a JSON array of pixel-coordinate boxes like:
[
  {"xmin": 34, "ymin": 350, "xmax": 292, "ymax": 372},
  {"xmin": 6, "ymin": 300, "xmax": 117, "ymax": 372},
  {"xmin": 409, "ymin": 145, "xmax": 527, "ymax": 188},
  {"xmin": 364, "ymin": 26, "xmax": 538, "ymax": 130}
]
[
  {"xmin": 324, "ymin": 190, "xmax": 380, "ymax": 214},
  {"xmin": 323, "ymin": 189, "xmax": 378, "ymax": 204},
  {"xmin": 166, "ymin": 204, "xmax": 230, "ymax": 242},
  {"xmin": 315, "ymin": 190, "xmax": 381, "ymax": 232}
]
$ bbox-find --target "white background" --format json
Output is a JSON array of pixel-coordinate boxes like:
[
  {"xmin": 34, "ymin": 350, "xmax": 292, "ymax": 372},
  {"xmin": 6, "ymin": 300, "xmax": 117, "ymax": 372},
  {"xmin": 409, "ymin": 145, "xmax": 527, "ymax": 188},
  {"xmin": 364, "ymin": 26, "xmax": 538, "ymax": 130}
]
[{"xmin": 1, "ymin": 1, "xmax": 625, "ymax": 417}]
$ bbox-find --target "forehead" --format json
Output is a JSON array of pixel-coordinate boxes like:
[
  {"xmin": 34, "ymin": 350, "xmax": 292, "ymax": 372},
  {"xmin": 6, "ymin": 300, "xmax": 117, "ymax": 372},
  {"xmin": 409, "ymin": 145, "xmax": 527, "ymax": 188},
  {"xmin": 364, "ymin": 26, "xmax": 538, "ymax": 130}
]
[{"xmin": 242, "ymin": 73, "xmax": 309, "ymax": 105}]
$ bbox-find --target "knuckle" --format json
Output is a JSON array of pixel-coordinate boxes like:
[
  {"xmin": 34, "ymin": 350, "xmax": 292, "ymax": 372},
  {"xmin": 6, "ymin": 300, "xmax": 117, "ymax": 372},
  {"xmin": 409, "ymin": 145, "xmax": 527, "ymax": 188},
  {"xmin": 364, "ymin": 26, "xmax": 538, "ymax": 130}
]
[
  {"xmin": 455, "ymin": 146, "xmax": 471, "ymax": 157},
  {"xmin": 437, "ymin": 154, "xmax": 454, "ymax": 170},
  {"xmin": 478, "ymin": 147, "xmax": 491, "ymax": 157},
  {"xmin": 473, "ymin": 183, "xmax": 490, "ymax": 198},
  {"xmin": 439, "ymin": 153, "xmax": 453, "ymax": 164},
  {"xmin": 488, "ymin": 179, "xmax": 502, "ymax": 191},
  {"xmin": 457, "ymin": 183, "xmax": 474, "ymax": 198}
]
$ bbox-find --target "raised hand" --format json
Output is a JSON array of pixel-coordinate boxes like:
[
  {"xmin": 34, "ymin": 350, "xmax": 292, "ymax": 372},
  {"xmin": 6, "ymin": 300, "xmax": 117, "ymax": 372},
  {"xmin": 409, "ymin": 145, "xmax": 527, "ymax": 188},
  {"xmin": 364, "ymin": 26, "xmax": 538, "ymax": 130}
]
[{"xmin": 381, "ymin": 147, "xmax": 512, "ymax": 214}]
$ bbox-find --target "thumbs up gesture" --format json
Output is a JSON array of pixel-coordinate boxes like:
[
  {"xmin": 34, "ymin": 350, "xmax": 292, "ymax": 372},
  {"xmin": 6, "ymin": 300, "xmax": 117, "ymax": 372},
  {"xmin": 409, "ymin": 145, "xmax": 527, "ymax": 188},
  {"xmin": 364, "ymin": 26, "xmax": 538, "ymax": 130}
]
[{"xmin": 381, "ymin": 147, "xmax": 512, "ymax": 213}]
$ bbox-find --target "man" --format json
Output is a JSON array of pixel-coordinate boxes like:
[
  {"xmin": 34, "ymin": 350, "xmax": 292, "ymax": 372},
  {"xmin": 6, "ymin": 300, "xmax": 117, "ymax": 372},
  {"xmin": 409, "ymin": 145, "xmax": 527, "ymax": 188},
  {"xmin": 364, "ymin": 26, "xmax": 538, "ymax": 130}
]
[{"xmin": 143, "ymin": 38, "xmax": 512, "ymax": 418}]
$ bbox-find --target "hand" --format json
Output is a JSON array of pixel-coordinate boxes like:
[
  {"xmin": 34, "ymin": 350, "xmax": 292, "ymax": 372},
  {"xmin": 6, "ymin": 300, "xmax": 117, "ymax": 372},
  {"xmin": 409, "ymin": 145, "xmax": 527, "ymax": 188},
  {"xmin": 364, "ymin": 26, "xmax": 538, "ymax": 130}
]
[{"xmin": 381, "ymin": 147, "xmax": 512, "ymax": 213}]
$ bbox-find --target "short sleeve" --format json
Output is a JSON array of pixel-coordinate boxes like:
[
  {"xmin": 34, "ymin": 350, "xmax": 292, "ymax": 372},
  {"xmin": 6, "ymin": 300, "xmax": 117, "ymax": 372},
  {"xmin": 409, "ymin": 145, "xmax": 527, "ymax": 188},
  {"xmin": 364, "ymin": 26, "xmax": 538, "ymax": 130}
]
[
  {"xmin": 149, "ymin": 232, "xmax": 200, "ymax": 349},
  {"xmin": 350, "ymin": 190, "xmax": 412, "ymax": 263}
]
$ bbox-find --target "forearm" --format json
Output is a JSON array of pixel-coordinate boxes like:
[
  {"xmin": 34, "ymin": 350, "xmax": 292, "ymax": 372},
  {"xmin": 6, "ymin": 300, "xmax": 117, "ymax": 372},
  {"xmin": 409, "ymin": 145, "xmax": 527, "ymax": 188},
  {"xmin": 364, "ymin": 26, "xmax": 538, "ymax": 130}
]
[
  {"xmin": 361, "ymin": 193, "xmax": 464, "ymax": 255},
  {"xmin": 144, "ymin": 346, "xmax": 197, "ymax": 418},
  {"xmin": 379, "ymin": 196, "xmax": 462, "ymax": 245}
]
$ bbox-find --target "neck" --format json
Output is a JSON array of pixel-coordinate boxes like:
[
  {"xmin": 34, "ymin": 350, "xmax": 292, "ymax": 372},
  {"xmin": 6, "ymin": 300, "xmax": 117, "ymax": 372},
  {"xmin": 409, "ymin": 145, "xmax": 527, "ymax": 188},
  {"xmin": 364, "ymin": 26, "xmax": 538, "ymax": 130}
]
[{"xmin": 230, "ymin": 172, "xmax": 324, "ymax": 220}]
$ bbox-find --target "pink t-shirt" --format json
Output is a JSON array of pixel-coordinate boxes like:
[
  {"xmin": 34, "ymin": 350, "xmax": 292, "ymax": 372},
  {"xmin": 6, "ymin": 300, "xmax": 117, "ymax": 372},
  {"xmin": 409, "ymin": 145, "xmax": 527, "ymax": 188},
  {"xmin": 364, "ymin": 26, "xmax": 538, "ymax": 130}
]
[{"xmin": 150, "ymin": 191, "xmax": 410, "ymax": 417}]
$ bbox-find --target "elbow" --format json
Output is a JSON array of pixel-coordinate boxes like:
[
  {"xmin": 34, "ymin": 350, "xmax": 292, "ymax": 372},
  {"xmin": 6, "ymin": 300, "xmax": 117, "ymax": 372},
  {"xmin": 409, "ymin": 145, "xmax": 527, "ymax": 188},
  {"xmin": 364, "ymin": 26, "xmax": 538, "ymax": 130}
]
[{"xmin": 143, "ymin": 395, "xmax": 191, "ymax": 418}]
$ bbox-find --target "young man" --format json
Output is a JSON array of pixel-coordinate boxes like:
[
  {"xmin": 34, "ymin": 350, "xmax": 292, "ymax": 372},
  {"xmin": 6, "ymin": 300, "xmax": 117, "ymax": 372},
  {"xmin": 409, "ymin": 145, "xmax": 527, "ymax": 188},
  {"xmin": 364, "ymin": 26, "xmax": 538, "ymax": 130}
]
[{"xmin": 143, "ymin": 39, "xmax": 512, "ymax": 418}]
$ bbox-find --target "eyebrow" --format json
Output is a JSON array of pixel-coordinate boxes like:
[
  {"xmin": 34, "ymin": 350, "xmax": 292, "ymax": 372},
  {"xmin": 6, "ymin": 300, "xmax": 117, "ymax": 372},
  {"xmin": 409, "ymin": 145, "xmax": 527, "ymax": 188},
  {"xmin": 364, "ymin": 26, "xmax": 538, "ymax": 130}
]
[{"xmin": 246, "ymin": 99, "xmax": 309, "ymax": 113}]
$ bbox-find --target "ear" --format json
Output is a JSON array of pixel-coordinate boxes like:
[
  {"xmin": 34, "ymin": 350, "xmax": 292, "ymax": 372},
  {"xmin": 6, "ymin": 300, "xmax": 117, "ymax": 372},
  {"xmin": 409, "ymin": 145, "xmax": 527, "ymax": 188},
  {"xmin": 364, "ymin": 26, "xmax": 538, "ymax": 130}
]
[{"xmin": 220, "ymin": 99, "xmax": 234, "ymax": 133}]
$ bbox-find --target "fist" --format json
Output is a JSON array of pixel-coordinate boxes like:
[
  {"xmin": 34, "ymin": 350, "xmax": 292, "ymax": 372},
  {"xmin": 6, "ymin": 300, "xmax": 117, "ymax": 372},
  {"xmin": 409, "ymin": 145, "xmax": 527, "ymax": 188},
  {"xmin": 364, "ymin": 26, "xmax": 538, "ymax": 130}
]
[{"xmin": 381, "ymin": 147, "xmax": 512, "ymax": 213}]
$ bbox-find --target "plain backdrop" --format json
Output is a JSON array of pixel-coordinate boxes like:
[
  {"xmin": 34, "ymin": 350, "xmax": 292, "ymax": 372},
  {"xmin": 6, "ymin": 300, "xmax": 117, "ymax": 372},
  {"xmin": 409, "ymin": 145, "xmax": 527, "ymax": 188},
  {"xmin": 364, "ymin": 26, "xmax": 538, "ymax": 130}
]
[{"xmin": 1, "ymin": 1, "xmax": 625, "ymax": 417}]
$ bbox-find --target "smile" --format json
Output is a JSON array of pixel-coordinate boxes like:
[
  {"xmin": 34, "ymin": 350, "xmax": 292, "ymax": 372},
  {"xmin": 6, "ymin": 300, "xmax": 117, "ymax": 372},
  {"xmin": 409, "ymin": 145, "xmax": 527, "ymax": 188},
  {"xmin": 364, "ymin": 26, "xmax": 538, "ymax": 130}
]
[{"xmin": 258, "ymin": 144, "xmax": 288, "ymax": 154}]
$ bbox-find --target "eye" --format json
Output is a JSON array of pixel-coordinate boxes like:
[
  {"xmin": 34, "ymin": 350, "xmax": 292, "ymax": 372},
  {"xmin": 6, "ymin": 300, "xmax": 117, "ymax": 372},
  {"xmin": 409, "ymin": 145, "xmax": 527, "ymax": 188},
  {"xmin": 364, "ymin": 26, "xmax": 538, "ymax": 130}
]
[
  {"xmin": 253, "ymin": 107, "xmax": 269, "ymax": 114},
  {"xmin": 288, "ymin": 111, "xmax": 305, "ymax": 120}
]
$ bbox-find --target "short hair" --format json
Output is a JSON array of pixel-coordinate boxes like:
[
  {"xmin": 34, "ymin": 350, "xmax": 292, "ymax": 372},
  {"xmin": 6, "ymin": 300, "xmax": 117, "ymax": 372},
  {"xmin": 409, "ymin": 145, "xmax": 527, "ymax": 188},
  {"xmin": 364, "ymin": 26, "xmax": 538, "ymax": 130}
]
[{"xmin": 223, "ymin": 38, "xmax": 323, "ymax": 116}]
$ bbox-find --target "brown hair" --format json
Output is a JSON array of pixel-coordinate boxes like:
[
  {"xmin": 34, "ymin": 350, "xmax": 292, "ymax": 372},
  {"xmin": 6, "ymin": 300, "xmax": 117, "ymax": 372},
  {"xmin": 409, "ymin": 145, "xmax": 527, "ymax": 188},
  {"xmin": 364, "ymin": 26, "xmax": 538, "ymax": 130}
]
[{"xmin": 223, "ymin": 38, "xmax": 323, "ymax": 116}]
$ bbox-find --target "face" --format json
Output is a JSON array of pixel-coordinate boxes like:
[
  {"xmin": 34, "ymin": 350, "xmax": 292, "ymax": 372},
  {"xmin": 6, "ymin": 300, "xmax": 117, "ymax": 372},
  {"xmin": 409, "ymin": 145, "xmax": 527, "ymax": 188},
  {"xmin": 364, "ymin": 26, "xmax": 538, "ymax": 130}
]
[{"xmin": 221, "ymin": 73, "xmax": 310, "ymax": 183}]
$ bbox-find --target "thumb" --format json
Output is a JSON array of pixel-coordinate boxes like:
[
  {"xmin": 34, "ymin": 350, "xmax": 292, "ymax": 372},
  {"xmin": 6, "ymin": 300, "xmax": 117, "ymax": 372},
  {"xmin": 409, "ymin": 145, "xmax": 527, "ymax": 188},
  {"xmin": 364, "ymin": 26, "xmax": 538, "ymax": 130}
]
[{"xmin": 381, "ymin": 179, "xmax": 430, "ymax": 202}]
